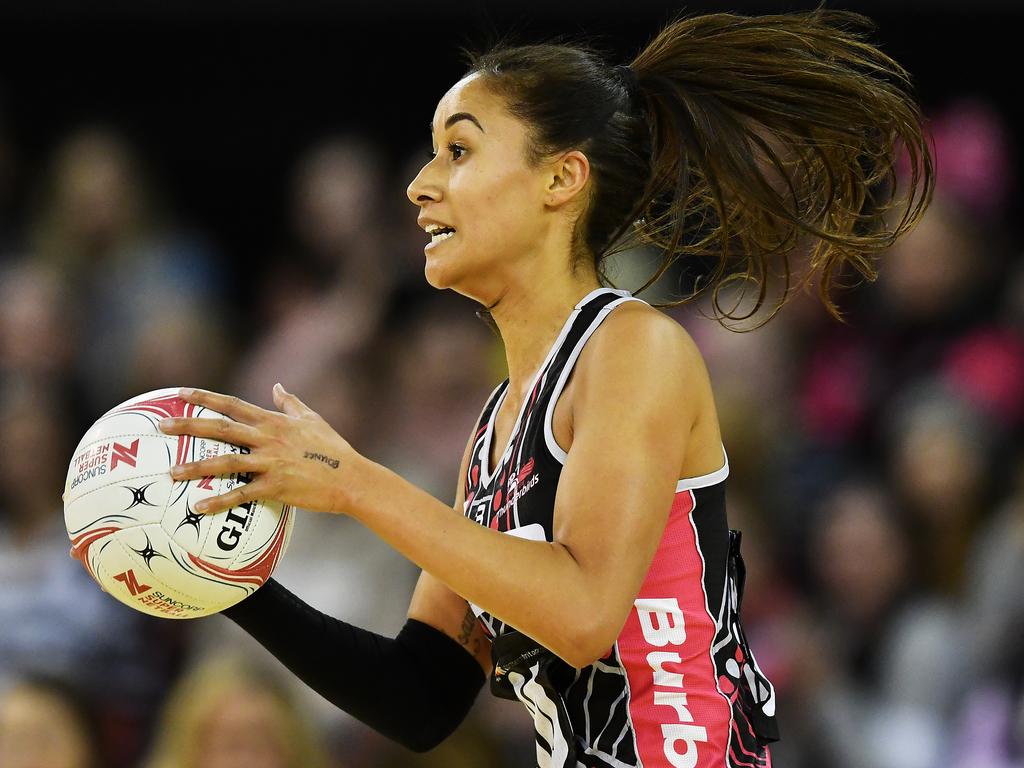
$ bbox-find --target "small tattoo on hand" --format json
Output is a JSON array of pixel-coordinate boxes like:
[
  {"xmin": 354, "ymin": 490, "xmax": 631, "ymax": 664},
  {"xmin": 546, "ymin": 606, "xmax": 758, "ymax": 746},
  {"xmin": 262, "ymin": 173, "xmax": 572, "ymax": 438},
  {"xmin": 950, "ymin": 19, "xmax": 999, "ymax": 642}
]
[{"xmin": 304, "ymin": 451, "xmax": 340, "ymax": 469}]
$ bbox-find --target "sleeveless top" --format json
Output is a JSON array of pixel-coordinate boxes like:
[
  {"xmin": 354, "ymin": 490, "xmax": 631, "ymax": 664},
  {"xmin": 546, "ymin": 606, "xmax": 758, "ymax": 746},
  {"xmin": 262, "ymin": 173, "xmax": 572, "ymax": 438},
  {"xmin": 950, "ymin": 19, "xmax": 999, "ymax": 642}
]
[{"xmin": 462, "ymin": 287, "xmax": 779, "ymax": 768}]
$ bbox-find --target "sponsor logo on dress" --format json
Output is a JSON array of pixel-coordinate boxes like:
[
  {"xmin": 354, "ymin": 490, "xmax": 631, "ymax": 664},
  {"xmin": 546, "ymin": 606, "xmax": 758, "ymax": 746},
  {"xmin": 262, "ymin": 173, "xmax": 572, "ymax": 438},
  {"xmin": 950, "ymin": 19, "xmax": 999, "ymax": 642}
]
[
  {"xmin": 502, "ymin": 457, "xmax": 540, "ymax": 510},
  {"xmin": 636, "ymin": 597, "xmax": 709, "ymax": 768}
]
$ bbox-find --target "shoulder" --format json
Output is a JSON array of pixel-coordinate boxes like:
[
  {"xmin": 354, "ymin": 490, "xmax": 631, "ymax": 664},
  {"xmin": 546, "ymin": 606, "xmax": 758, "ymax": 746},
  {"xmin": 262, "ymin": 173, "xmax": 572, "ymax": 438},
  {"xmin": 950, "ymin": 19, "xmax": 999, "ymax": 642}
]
[
  {"xmin": 572, "ymin": 300, "xmax": 710, "ymax": 422},
  {"xmin": 579, "ymin": 300, "xmax": 707, "ymax": 384}
]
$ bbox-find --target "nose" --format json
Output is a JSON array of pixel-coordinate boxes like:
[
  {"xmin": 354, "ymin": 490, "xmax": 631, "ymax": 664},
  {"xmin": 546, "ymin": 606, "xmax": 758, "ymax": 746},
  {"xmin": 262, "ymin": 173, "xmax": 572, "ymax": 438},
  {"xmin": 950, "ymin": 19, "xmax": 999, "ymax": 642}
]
[{"xmin": 406, "ymin": 159, "xmax": 442, "ymax": 207}]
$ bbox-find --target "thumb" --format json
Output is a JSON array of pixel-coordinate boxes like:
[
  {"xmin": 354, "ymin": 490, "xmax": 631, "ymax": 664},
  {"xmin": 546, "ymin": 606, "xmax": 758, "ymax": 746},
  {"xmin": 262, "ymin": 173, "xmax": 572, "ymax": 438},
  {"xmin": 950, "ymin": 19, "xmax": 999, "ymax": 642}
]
[{"xmin": 273, "ymin": 382, "xmax": 311, "ymax": 418}]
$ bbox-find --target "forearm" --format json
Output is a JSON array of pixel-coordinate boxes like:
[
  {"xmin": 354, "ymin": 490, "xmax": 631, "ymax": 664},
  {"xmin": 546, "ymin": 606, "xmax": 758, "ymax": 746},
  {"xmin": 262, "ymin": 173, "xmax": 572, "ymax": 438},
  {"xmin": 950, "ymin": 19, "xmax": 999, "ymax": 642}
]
[
  {"xmin": 222, "ymin": 579, "xmax": 483, "ymax": 752},
  {"xmin": 345, "ymin": 457, "xmax": 604, "ymax": 666}
]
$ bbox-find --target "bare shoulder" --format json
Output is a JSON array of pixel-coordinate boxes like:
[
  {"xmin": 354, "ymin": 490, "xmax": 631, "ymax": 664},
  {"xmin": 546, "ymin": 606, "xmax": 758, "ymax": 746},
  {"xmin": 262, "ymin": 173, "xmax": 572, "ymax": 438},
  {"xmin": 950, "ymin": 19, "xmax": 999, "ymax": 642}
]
[
  {"xmin": 568, "ymin": 300, "xmax": 719, "ymax": 477},
  {"xmin": 575, "ymin": 300, "xmax": 709, "ymax": 395}
]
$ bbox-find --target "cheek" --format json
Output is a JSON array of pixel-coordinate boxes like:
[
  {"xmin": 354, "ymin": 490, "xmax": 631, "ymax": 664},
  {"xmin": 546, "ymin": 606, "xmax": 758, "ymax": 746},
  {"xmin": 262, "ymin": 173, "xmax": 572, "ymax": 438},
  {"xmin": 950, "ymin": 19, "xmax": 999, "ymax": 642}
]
[{"xmin": 456, "ymin": 167, "xmax": 537, "ymax": 250}]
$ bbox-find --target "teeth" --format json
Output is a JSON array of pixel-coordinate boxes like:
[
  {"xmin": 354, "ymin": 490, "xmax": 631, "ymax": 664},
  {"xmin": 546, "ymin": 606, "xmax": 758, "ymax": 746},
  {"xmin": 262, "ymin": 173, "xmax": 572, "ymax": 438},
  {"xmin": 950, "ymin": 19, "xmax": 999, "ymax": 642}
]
[
  {"xmin": 424, "ymin": 223, "xmax": 455, "ymax": 235},
  {"xmin": 431, "ymin": 231, "xmax": 455, "ymax": 242}
]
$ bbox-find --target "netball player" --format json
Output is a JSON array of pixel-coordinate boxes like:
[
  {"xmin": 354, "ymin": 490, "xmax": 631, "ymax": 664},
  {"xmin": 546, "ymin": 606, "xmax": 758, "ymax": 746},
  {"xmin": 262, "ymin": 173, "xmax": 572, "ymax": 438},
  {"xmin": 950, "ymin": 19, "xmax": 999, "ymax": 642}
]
[{"xmin": 158, "ymin": 10, "xmax": 933, "ymax": 767}]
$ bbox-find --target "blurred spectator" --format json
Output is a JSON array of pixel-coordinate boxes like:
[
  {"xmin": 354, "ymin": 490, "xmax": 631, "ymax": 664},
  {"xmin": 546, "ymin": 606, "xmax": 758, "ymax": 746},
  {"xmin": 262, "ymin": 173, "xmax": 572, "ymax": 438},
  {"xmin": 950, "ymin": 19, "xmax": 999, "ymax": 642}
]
[
  {"xmin": 369, "ymin": 289, "xmax": 502, "ymax": 501},
  {"xmin": 0, "ymin": 380, "xmax": 186, "ymax": 767},
  {"xmin": 946, "ymin": 450, "xmax": 1024, "ymax": 767},
  {"xmin": 884, "ymin": 380, "xmax": 1003, "ymax": 595},
  {"xmin": 964, "ymin": 450, "xmax": 1024, "ymax": 684},
  {"xmin": 143, "ymin": 654, "xmax": 330, "ymax": 768},
  {"xmin": 792, "ymin": 98, "xmax": 1016, "ymax": 443},
  {"xmin": 29, "ymin": 126, "xmax": 226, "ymax": 413},
  {"xmin": 920, "ymin": 99, "xmax": 1013, "ymax": 222},
  {"xmin": 367, "ymin": 709, "xmax": 518, "ymax": 768},
  {"xmin": 790, "ymin": 477, "xmax": 962, "ymax": 768},
  {"xmin": 675, "ymin": 290, "xmax": 799, "ymax": 494},
  {"xmin": 0, "ymin": 676, "xmax": 102, "ymax": 768},
  {"xmin": 234, "ymin": 136, "xmax": 404, "ymax": 408},
  {"xmin": 0, "ymin": 261, "xmax": 75, "ymax": 383}
]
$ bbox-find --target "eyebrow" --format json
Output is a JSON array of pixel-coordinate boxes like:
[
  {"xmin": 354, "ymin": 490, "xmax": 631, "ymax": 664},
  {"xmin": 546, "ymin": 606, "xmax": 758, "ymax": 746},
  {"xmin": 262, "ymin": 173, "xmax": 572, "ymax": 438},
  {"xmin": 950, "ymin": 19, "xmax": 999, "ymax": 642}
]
[{"xmin": 429, "ymin": 112, "xmax": 485, "ymax": 134}]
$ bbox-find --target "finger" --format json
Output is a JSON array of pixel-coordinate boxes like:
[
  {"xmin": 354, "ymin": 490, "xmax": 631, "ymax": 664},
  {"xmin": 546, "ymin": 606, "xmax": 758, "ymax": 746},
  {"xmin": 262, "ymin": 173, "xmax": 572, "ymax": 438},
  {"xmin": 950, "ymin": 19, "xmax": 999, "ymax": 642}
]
[
  {"xmin": 170, "ymin": 452, "xmax": 266, "ymax": 482},
  {"xmin": 158, "ymin": 416, "xmax": 263, "ymax": 446},
  {"xmin": 273, "ymin": 382, "xmax": 314, "ymax": 419},
  {"xmin": 179, "ymin": 388, "xmax": 268, "ymax": 425},
  {"xmin": 194, "ymin": 479, "xmax": 273, "ymax": 515}
]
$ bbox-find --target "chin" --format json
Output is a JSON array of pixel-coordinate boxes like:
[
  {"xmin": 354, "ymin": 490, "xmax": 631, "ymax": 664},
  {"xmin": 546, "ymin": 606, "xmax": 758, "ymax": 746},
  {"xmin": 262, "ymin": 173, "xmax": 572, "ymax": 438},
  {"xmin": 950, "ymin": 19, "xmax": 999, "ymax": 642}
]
[
  {"xmin": 423, "ymin": 244, "xmax": 478, "ymax": 291},
  {"xmin": 423, "ymin": 255, "xmax": 460, "ymax": 291}
]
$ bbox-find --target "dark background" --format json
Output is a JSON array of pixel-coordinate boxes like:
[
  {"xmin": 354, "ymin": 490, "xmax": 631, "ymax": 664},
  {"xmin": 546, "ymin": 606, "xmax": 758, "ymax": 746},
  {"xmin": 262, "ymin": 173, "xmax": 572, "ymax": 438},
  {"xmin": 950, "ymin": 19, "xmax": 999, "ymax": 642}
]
[{"xmin": 0, "ymin": 0, "xmax": 1019, "ymax": 284}]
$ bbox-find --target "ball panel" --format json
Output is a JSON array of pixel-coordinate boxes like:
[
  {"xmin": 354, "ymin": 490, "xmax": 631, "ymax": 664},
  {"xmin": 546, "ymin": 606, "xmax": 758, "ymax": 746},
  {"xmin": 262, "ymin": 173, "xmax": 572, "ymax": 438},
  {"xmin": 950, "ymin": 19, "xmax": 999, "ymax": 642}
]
[
  {"xmin": 229, "ymin": 500, "xmax": 295, "ymax": 572},
  {"xmin": 93, "ymin": 525, "xmax": 253, "ymax": 618},
  {"xmin": 160, "ymin": 438, "xmax": 257, "ymax": 562},
  {"xmin": 196, "ymin": 504, "xmax": 293, "ymax": 590},
  {"xmin": 97, "ymin": 387, "xmax": 182, "ymax": 419},
  {"xmin": 65, "ymin": 471, "xmax": 172, "ymax": 532},
  {"xmin": 198, "ymin": 498, "xmax": 265, "ymax": 568},
  {"xmin": 64, "ymin": 430, "xmax": 177, "ymax": 507},
  {"xmin": 160, "ymin": 479, "xmax": 212, "ymax": 556}
]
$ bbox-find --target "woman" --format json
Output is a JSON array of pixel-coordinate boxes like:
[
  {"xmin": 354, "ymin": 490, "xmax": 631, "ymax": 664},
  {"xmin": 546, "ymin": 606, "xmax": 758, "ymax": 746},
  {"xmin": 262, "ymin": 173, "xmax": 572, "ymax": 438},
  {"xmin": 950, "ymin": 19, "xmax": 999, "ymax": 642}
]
[
  {"xmin": 0, "ymin": 677, "xmax": 102, "ymax": 768},
  {"xmin": 143, "ymin": 656, "xmax": 328, "ymax": 768},
  {"xmin": 159, "ymin": 10, "xmax": 932, "ymax": 767}
]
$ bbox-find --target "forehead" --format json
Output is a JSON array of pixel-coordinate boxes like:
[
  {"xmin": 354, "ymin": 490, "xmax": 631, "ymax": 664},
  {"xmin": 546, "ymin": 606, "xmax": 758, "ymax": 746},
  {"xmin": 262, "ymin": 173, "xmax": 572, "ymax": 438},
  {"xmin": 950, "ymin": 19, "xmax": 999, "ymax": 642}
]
[{"xmin": 430, "ymin": 73, "xmax": 510, "ymax": 133}]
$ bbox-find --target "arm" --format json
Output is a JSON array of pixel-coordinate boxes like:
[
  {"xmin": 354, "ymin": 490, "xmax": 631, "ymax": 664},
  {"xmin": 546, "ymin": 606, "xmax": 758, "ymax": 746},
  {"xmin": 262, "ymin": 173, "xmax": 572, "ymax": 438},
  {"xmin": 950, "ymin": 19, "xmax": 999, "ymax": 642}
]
[
  {"xmin": 341, "ymin": 305, "xmax": 700, "ymax": 667},
  {"xmin": 405, "ymin": 427, "xmax": 493, "ymax": 677},
  {"xmin": 166, "ymin": 305, "xmax": 702, "ymax": 669},
  {"xmin": 222, "ymin": 428, "xmax": 490, "ymax": 753}
]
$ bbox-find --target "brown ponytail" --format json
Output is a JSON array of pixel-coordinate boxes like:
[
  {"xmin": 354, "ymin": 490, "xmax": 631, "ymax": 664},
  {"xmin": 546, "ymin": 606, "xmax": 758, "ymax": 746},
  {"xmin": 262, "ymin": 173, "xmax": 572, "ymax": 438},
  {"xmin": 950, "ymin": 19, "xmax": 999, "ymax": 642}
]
[
  {"xmin": 627, "ymin": 9, "xmax": 933, "ymax": 323},
  {"xmin": 467, "ymin": 8, "xmax": 934, "ymax": 326}
]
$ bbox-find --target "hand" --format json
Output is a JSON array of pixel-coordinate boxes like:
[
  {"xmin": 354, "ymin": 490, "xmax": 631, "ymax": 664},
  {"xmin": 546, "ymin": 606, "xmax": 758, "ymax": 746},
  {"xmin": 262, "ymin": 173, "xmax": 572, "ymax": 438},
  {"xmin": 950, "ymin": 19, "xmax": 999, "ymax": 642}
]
[{"xmin": 158, "ymin": 384, "xmax": 359, "ymax": 516}]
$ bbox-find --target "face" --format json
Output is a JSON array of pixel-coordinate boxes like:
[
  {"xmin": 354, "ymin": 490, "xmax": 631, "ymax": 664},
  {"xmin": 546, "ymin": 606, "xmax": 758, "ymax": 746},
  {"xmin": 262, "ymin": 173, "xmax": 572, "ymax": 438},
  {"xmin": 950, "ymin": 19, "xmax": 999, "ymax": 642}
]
[
  {"xmin": 0, "ymin": 687, "xmax": 92, "ymax": 768},
  {"xmin": 194, "ymin": 687, "xmax": 290, "ymax": 768},
  {"xmin": 813, "ymin": 486, "xmax": 907, "ymax": 623},
  {"xmin": 406, "ymin": 74, "xmax": 558, "ymax": 301}
]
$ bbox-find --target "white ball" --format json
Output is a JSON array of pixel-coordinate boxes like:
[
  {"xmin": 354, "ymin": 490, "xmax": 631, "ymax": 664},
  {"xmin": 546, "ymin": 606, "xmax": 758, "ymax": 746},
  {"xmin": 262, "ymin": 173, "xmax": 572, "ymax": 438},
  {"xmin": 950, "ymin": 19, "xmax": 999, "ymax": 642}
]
[{"xmin": 63, "ymin": 388, "xmax": 295, "ymax": 619}]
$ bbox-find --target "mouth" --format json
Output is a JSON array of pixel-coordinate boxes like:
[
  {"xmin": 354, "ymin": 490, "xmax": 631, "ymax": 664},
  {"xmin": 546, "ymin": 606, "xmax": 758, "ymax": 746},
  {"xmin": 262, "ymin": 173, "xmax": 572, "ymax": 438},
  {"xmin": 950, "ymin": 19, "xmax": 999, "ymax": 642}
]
[{"xmin": 424, "ymin": 223, "xmax": 457, "ymax": 248}]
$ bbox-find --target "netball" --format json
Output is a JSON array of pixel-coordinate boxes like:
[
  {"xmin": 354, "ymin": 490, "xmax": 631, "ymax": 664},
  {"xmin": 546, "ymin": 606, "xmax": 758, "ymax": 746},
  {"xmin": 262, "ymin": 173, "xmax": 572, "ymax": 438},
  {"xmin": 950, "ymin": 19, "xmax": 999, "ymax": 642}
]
[{"xmin": 63, "ymin": 388, "xmax": 295, "ymax": 619}]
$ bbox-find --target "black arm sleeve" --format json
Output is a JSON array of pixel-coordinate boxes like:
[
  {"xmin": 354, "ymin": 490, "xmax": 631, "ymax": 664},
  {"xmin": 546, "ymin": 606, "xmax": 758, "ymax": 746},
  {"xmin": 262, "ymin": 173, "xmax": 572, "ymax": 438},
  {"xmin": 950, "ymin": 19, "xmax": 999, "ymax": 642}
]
[{"xmin": 221, "ymin": 578, "xmax": 485, "ymax": 752}]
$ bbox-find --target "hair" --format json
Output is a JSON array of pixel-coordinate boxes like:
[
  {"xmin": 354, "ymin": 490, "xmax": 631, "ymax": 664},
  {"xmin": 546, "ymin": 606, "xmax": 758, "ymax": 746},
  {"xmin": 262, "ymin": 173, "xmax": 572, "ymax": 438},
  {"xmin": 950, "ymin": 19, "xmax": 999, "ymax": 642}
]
[
  {"xmin": 463, "ymin": 8, "xmax": 934, "ymax": 326},
  {"xmin": 142, "ymin": 655, "xmax": 329, "ymax": 768},
  {"xmin": 0, "ymin": 675, "xmax": 104, "ymax": 768}
]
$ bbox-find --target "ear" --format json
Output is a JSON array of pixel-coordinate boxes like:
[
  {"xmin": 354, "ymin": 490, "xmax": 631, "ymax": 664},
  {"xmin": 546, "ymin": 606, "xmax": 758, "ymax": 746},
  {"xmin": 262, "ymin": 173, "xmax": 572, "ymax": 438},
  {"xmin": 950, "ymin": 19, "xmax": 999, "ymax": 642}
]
[{"xmin": 544, "ymin": 150, "xmax": 590, "ymax": 209}]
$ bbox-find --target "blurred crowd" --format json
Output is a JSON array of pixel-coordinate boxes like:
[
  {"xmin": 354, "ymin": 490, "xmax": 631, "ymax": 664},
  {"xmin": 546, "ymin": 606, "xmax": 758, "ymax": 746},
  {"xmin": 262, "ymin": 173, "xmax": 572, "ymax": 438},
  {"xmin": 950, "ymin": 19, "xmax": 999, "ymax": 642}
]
[{"xmin": 0, "ymin": 93, "xmax": 1021, "ymax": 768}]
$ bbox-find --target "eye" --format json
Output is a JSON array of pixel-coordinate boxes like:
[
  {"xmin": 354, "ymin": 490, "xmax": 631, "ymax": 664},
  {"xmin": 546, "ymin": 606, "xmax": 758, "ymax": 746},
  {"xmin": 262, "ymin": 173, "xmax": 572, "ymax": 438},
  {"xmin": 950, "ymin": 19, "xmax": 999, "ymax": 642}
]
[{"xmin": 428, "ymin": 143, "xmax": 467, "ymax": 162}]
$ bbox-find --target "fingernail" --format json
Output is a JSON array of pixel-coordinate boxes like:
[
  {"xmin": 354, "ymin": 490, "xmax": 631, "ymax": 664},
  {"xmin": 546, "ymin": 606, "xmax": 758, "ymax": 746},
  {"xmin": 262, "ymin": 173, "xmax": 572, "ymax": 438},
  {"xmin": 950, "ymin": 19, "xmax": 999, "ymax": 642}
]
[
  {"xmin": 274, "ymin": 382, "xmax": 284, "ymax": 392},
  {"xmin": 170, "ymin": 465, "xmax": 183, "ymax": 479},
  {"xmin": 195, "ymin": 500, "xmax": 210, "ymax": 512},
  {"xmin": 159, "ymin": 418, "xmax": 175, "ymax": 432},
  {"xmin": 179, "ymin": 387, "xmax": 195, "ymax": 398}
]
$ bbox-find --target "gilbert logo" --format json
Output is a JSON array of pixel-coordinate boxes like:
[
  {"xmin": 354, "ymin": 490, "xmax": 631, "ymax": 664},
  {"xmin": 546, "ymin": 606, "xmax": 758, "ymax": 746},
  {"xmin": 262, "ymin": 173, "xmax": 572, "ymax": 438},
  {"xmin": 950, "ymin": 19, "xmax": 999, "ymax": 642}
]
[
  {"xmin": 637, "ymin": 597, "xmax": 708, "ymax": 768},
  {"xmin": 113, "ymin": 568, "xmax": 152, "ymax": 596},
  {"xmin": 110, "ymin": 439, "xmax": 141, "ymax": 470}
]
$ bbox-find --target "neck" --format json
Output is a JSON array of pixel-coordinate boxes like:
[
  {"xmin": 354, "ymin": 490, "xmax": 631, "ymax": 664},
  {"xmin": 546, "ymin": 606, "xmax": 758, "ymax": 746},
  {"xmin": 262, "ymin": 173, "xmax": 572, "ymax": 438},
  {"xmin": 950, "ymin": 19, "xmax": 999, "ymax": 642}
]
[{"xmin": 487, "ymin": 270, "xmax": 602, "ymax": 399}]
